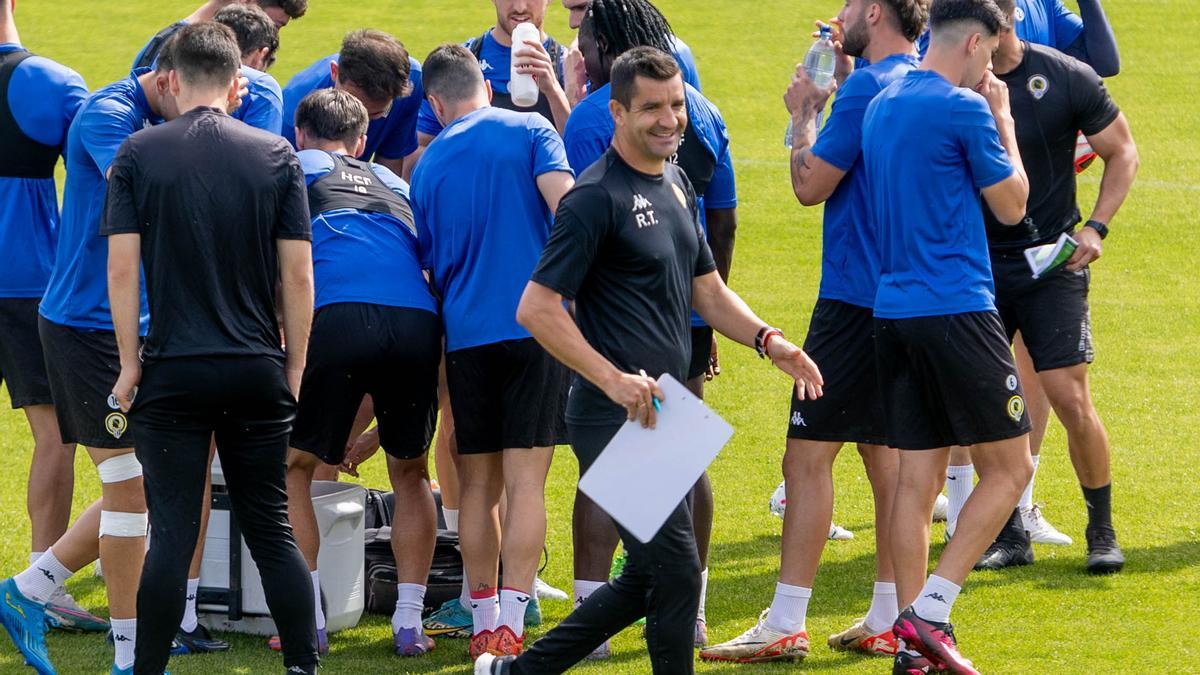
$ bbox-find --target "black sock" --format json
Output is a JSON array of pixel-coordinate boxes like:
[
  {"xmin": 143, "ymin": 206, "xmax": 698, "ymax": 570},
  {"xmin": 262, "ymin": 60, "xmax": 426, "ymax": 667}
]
[
  {"xmin": 1000, "ymin": 507, "xmax": 1028, "ymax": 543},
  {"xmin": 1082, "ymin": 483, "xmax": 1112, "ymax": 530}
]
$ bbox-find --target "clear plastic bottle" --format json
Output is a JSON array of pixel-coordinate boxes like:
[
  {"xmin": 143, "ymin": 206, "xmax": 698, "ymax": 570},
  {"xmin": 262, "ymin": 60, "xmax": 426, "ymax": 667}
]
[
  {"xmin": 785, "ymin": 26, "xmax": 837, "ymax": 148},
  {"xmin": 510, "ymin": 22, "xmax": 541, "ymax": 108}
]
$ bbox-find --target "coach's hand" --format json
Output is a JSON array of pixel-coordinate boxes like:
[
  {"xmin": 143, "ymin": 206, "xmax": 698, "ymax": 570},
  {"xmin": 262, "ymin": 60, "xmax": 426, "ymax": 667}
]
[
  {"xmin": 112, "ymin": 363, "xmax": 141, "ymax": 413},
  {"xmin": 812, "ymin": 19, "xmax": 854, "ymax": 86},
  {"xmin": 1067, "ymin": 226, "xmax": 1103, "ymax": 271},
  {"xmin": 227, "ymin": 75, "xmax": 250, "ymax": 114},
  {"xmin": 767, "ymin": 338, "xmax": 824, "ymax": 400},
  {"xmin": 706, "ymin": 334, "xmax": 721, "ymax": 381},
  {"xmin": 515, "ymin": 40, "xmax": 565, "ymax": 96},
  {"xmin": 976, "ymin": 71, "xmax": 1012, "ymax": 125},
  {"xmin": 785, "ymin": 64, "xmax": 836, "ymax": 118},
  {"xmin": 603, "ymin": 371, "xmax": 665, "ymax": 429}
]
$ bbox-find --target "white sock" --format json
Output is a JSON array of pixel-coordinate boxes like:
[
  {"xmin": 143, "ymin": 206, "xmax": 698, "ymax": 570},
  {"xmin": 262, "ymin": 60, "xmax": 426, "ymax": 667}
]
[
  {"xmin": 946, "ymin": 464, "xmax": 975, "ymax": 528},
  {"xmin": 29, "ymin": 551, "xmax": 44, "ymax": 567},
  {"xmin": 498, "ymin": 587, "xmax": 531, "ymax": 637},
  {"xmin": 311, "ymin": 570, "xmax": 326, "ymax": 631},
  {"xmin": 459, "ymin": 577, "xmax": 471, "ymax": 608},
  {"xmin": 392, "ymin": 583, "xmax": 426, "ymax": 632},
  {"xmin": 111, "ymin": 617, "xmax": 137, "ymax": 669},
  {"xmin": 442, "ymin": 507, "xmax": 460, "ymax": 533},
  {"xmin": 180, "ymin": 578, "xmax": 200, "ymax": 633},
  {"xmin": 863, "ymin": 581, "xmax": 898, "ymax": 633},
  {"xmin": 697, "ymin": 568, "xmax": 708, "ymax": 622},
  {"xmin": 911, "ymin": 575, "xmax": 960, "ymax": 624},
  {"xmin": 469, "ymin": 591, "xmax": 499, "ymax": 634},
  {"xmin": 14, "ymin": 549, "xmax": 72, "ymax": 604},
  {"xmin": 573, "ymin": 579, "xmax": 605, "ymax": 608},
  {"xmin": 1019, "ymin": 455, "xmax": 1040, "ymax": 511},
  {"xmin": 764, "ymin": 582, "xmax": 811, "ymax": 633}
]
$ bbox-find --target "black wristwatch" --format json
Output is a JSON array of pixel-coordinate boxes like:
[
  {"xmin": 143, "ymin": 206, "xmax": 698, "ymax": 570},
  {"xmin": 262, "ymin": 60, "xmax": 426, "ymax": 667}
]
[{"xmin": 1083, "ymin": 219, "xmax": 1109, "ymax": 240}]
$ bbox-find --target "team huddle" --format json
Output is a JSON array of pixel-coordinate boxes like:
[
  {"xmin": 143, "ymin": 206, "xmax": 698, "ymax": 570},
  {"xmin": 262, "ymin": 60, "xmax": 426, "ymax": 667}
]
[{"xmin": 0, "ymin": 0, "xmax": 1136, "ymax": 673}]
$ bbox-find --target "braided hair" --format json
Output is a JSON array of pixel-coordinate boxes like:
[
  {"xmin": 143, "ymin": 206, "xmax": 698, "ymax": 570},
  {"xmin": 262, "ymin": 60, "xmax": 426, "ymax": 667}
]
[{"xmin": 585, "ymin": 0, "xmax": 675, "ymax": 59}]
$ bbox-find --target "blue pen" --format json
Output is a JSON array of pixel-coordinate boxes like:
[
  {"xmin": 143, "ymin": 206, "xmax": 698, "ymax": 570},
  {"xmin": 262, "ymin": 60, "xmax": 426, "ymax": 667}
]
[{"xmin": 638, "ymin": 369, "xmax": 662, "ymax": 411}]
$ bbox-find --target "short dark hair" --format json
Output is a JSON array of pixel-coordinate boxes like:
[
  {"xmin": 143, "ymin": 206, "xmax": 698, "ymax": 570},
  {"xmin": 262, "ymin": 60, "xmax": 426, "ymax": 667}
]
[
  {"xmin": 256, "ymin": 0, "xmax": 307, "ymax": 19},
  {"xmin": 610, "ymin": 46, "xmax": 681, "ymax": 108},
  {"xmin": 993, "ymin": 0, "xmax": 1016, "ymax": 19},
  {"xmin": 167, "ymin": 22, "xmax": 242, "ymax": 90},
  {"xmin": 422, "ymin": 44, "xmax": 485, "ymax": 104},
  {"xmin": 879, "ymin": 0, "xmax": 932, "ymax": 42},
  {"xmin": 295, "ymin": 89, "xmax": 369, "ymax": 148},
  {"xmin": 213, "ymin": 4, "xmax": 280, "ymax": 62},
  {"xmin": 585, "ymin": 0, "xmax": 675, "ymax": 60},
  {"xmin": 155, "ymin": 33, "xmax": 178, "ymax": 73},
  {"xmin": 338, "ymin": 29, "xmax": 412, "ymax": 102},
  {"xmin": 929, "ymin": 0, "xmax": 1008, "ymax": 37}
]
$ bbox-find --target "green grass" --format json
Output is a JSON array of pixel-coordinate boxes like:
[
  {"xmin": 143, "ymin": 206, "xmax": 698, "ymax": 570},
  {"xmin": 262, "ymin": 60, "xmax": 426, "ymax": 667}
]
[{"xmin": 3, "ymin": 0, "xmax": 1199, "ymax": 673}]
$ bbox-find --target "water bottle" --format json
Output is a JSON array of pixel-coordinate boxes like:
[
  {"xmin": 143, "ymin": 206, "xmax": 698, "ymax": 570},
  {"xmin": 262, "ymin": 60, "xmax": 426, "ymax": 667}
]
[
  {"xmin": 785, "ymin": 26, "xmax": 837, "ymax": 148},
  {"xmin": 510, "ymin": 22, "xmax": 541, "ymax": 108}
]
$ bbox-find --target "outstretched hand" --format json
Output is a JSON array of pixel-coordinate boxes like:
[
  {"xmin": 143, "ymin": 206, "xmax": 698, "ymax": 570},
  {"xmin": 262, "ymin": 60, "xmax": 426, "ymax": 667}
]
[{"xmin": 767, "ymin": 337, "xmax": 824, "ymax": 400}]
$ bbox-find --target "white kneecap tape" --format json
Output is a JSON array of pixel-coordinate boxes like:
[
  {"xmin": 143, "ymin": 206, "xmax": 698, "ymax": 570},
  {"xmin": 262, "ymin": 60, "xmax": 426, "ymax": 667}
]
[
  {"xmin": 99, "ymin": 510, "xmax": 148, "ymax": 538},
  {"xmin": 96, "ymin": 453, "xmax": 143, "ymax": 483}
]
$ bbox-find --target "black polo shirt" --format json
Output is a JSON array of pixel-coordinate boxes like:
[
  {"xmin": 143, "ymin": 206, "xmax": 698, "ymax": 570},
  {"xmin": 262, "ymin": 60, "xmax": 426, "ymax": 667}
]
[
  {"xmin": 101, "ymin": 106, "xmax": 311, "ymax": 361},
  {"xmin": 986, "ymin": 42, "xmax": 1121, "ymax": 249},
  {"xmin": 531, "ymin": 147, "xmax": 717, "ymax": 426}
]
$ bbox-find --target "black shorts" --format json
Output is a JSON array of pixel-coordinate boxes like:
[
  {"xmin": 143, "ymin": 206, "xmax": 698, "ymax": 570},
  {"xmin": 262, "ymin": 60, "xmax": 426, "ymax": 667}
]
[
  {"xmin": 874, "ymin": 311, "xmax": 1032, "ymax": 450},
  {"xmin": 0, "ymin": 298, "xmax": 52, "ymax": 408},
  {"xmin": 290, "ymin": 303, "xmax": 441, "ymax": 465},
  {"xmin": 788, "ymin": 299, "xmax": 885, "ymax": 445},
  {"xmin": 687, "ymin": 326, "xmax": 713, "ymax": 381},
  {"xmin": 38, "ymin": 316, "xmax": 133, "ymax": 449},
  {"xmin": 992, "ymin": 248, "xmax": 1093, "ymax": 372},
  {"xmin": 445, "ymin": 338, "xmax": 566, "ymax": 455}
]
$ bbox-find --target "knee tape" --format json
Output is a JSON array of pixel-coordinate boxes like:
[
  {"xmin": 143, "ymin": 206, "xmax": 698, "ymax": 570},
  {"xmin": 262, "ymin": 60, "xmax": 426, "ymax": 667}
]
[
  {"xmin": 96, "ymin": 453, "xmax": 142, "ymax": 483},
  {"xmin": 99, "ymin": 510, "xmax": 148, "ymax": 538}
]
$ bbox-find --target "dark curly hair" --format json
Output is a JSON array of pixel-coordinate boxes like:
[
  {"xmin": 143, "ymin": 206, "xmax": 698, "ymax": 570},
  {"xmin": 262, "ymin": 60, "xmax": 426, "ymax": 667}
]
[
  {"xmin": 257, "ymin": 0, "xmax": 308, "ymax": 20},
  {"xmin": 879, "ymin": 0, "xmax": 931, "ymax": 43}
]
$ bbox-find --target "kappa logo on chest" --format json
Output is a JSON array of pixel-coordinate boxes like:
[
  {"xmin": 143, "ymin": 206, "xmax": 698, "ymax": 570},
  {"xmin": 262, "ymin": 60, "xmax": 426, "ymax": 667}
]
[{"xmin": 631, "ymin": 193, "xmax": 658, "ymax": 228}]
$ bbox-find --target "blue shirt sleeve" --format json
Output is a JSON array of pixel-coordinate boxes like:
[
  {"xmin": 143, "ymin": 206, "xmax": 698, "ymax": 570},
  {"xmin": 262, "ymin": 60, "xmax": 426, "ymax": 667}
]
[
  {"xmin": 80, "ymin": 97, "xmax": 139, "ymax": 178},
  {"xmin": 1049, "ymin": 0, "xmax": 1085, "ymax": 50},
  {"xmin": 235, "ymin": 71, "xmax": 284, "ymax": 135},
  {"xmin": 417, "ymin": 99, "xmax": 444, "ymax": 137},
  {"xmin": 953, "ymin": 92, "xmax": 1014, "ymax": 190},
  {"xmin": 297, "ymin": 149, "xmax": 335, "ymax": 186},
  {"xmin": 528, "ymin": 116, "xmax": 573, "ymax": 178},
  {"xmin": 409, "ymin": 172, "xmax": 433, "ymax": 270},
  {"xmin": 368, "ymin": 161, "xmax": 411, "ymax": 198},
  {"xmin": 670, "ymin": 36, "xmax": 702, "ymax": 91},
  {"xmin": 701, "ymin": 106, "xmax": 737, "ymax": 210},
  {"xmin": 811, "ymin": 71, "xmax": 874, "ymax": 172},
  {"xmin": 8, "ymin": 55, "xmax": 88, "ymax": 149}
]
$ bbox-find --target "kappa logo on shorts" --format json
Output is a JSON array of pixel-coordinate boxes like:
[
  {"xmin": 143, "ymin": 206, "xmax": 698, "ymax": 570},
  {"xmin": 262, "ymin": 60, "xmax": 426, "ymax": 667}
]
[
  {"xmin": 791, "ymin": 411, "xmax": 807, "ymax": 427},
  {"xmin": 1006, "ymin": 374, "xmax": 1018, "ymax": 392},
  {"xmin": 105, "ymin": 412, "xmax": 128, "ymax": 439},
  {"xmin": 1007, "ymin": 395, "xmax": 1025, "ymax": 423}
]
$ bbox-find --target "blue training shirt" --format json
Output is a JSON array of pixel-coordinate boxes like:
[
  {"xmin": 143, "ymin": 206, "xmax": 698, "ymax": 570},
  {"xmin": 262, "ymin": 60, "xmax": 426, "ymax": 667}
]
[
  {"xmin": 233, "ymin": 65, "xmax": 284, "ymax": 135},
  {"xmin": 670, "ymin": 36, "xmax": 702, "ymax": 92},
  {"xmin": 862, "ymin": 70, "xmax": 1014, "ymax": 320},
  {"xmin": 918, "ymin": 0, "xmax": 1084, "ymax": 56},
  {"xmin": 282, "ymin": 54, "xmax": 424, "ymax": 161},
  {"xmin": 416, "ymin": 30, "xmax": 566, "ymax": 138},
  {"xmin": 298, "ymin": 150, "xmax": 438, "ymax": 314},
  {"xmin": 810, "ymin": 53, "xmax": 919, "ymax": 309},
  {"xmin": 411, "ymin": 107, "xmax": 573, "ymax": 352},
  {"xmin": 40, "ymin": 73, "xmax": 152, "ymax": 333},
  {"xmin": 0, "ymin": 44, "xmax": 87, "ymax": 298}
]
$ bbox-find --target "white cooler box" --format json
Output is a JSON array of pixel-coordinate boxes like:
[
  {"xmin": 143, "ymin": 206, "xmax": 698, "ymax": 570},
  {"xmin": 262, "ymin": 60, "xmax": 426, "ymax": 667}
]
[{"xmin": 198, "ymin": 458, "xmax": 366, "ymax": 635}]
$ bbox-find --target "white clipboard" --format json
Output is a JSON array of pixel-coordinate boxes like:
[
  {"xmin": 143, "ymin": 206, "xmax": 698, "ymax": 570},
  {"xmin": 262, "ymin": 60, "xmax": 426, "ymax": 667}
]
[{"xmin": 578, "ymin": 373, "xmax": 734, "ymax": 543}]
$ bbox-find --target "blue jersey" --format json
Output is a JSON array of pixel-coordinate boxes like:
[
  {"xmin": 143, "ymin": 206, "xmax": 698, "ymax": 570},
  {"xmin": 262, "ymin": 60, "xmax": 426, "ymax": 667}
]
[
  {"xmin": 918, "ymin": 0, "xmax": 1084, "ymax": 55},
  {"xmin": 670, "ymin": 36, "xmax": 702, "ymax": 92},
  {"xmin": 299, "ymin": 150, "xmax": 437, "ymax": 313},
  {"xmin": 282, "ymin": 54, "xmax": 424, "ymax": 161},
  {"xmin": 862, "ymin": 70, "xmax": 1014, "ymax": 319},
  {"xmin": 411, "ymin": 107, "xmax": 572, "ymax": 352},
  {"xmin": 564, "ymin": 81, "xmax": 735, "ymax": 328},
  {"xmin": 416, "ymin": 31, "xmax": 566, "ymax": 138},
  {"xmin": 40, "ymin": 73, "xmax": 152, "ymax": 333},
  {"xmin": 233, "ymin": 65, "xmax": 284, "ymax": 134},
  {"xmin": 811, "ymin": 53, "xmax": 919, "ymax": 309},
  {"xmin": 0, "ymin": 44, "xmax": 87, "ymax": 298}
]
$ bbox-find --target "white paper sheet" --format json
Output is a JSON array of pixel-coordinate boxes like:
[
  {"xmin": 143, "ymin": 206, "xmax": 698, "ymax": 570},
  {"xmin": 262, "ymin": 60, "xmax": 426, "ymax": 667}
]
[{"xmin": 578, "ymin": 374, "xmax": 734, "ymax": 543}]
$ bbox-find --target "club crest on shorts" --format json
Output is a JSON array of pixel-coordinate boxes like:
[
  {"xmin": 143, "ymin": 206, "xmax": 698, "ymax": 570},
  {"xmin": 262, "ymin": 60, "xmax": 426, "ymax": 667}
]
[
  {"xmin": 1006, "ymin": 374, "xmax": 1018, "ymax": 391},
  {"xmin": 105, "ymin": 412, "xmax": 128, "ymax": 439},
  {"xmin": 1027, "ymin": 75, "xmax": 1049, "ymax": 100},
  {"xmin": 1006, "ymin": 395, "xmax": 1025, "ymax": 423}
]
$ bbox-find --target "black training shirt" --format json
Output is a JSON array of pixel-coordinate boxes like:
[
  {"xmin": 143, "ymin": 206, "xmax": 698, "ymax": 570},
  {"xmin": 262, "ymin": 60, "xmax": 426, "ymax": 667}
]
[
  {"xmin": 102, "ymin": 107, "xmax": 311, "ymax": 361},
  {"xmin": 986, "ymin": 42, "xmax": 1120, "ymax": 249},
  {"xmin": 531, "ymin": 147, "xmax": 717, "ymax": 426}
]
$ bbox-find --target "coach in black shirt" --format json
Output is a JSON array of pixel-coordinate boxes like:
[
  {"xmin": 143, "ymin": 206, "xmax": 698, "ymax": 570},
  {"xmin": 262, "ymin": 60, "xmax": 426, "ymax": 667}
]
[
  {"xmin": 974, "ymin": 0, "xmax": 1137, "ymax": 576},
  {"xmin": 103, "ymin": 23, "xmax": 318, "ymax": 675},
  {"xmin": 476, "ymin": 48, "xmax": 822, "ymax": 675}
]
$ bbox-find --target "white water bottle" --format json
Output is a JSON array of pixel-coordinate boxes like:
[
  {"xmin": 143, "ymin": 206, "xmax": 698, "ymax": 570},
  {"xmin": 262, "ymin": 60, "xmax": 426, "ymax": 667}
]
[
  {"xmin": 785, "ymin": 25, "xmax": 837, "ymax": 148},
  {"xmin": 510, "ymin": 22, "xmax": 541, "ymax": 108}
]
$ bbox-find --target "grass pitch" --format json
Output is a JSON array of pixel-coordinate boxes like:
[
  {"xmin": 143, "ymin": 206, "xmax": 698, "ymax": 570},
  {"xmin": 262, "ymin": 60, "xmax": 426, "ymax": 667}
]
[{"xmin": 1, "ymin": 0, "xmax": 1197, "ymax": 672}]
